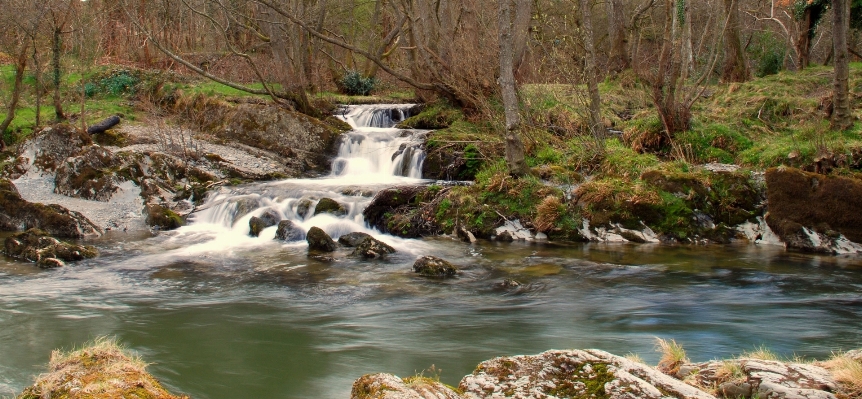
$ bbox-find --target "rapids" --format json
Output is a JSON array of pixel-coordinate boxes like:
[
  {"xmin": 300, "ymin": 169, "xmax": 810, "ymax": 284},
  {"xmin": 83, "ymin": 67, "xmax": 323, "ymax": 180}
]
[{"xmin": 1, "ymin": 104, "xmax": 861, "ymax": 399}]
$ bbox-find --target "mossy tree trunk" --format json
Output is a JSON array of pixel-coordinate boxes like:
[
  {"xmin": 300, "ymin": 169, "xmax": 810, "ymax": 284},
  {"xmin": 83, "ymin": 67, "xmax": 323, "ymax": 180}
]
[
  {"xmin": 498, "ymin": 0, "xmax": 528, "ymax": 177},
  {"xmin": 832, "ymin": 0, "xmax": 852, "ymax": 130}
]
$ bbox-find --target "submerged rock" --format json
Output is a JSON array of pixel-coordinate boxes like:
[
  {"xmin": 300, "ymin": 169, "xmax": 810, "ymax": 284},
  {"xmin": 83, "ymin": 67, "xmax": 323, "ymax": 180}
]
[
  {"xmin": 0, "ymin": 179, "xmax": 102, "ymax": 238},
  {"xmin": 314, "ymin": 197, "xmax": 348, "ymax": 216},
  {"xmin": 352, "ymin": 237, "xmax": 396, "ymax": 259},
  {"xmin": 275, "ymin": 220, "xmax": 306, "ymax": 241},
  {"xmin": 412, "ymin": 256, "xmax": 458, "ymax": 277},
  {"xmin": 765, "ymin": 167, "xmax": 862, "ymax": 254},
  {"xmin": 4, "ymin": 228, "xmax": 98, "ymax": 267},
  {"xmin": 144, "ymin": 204, "xmax": 184, "ymax": 230},
  {"xmin": 16, "ymin": 338, "xmax": 187, "ymax": 399},
  {"xmin": 338, "ymin": 232, "xmax": 373, "ymax": 247},
  {"xmin": 306, "ymin": 226, "xmax": 337, "ymax": 252}
]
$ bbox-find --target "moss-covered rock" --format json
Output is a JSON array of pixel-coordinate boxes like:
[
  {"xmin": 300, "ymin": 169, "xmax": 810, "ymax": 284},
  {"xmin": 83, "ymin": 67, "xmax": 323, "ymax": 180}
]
[
  {"xmin": 4, "ymin": 228, "xmax": 98, "ymax": 267},
  {"xmin": 8, "ymin": 124, "xmax": 92, "ymax": 179},
  {"xmin": 16, "ymin": 337, "xmax": 188, "ymax": 399},
  {"xmin": 306, "ymin": 226, "xmax": 337, "ymax": 252},
  {"xmin": 314, "ymin": 197, "xmax": 348, "ymax": 216},
  {"xmin": 412, "ymin": 256, "xmax": 458, "ymax": 277},
  {"xmin": 338, "ymin": 232, "xmax": 373, "ymax": 247},
  {"xmin": 275, "ymin": 220, "xmax": 306, "ymax": 241},
  {"xmin": 363, "ymin": 186, "xmax": 445, "ymax": 238},
  {"xmin": 396, "ymin": 102, "xmax": 461, "ymax": 129},
  {"xmin": 0, "ymin": 179, "xmax": 102, "ymax": 238},
  {"xmin": 144, "ymin": 204, "xmax": 184, "ymax": 230},
  {"xmin": 54, "ymin": 145, "xmax": 125, "ymax": 201}
]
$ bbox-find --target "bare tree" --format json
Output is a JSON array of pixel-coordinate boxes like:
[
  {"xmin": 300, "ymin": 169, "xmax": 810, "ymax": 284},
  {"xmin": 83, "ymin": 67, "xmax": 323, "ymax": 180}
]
[
  {"xmin": 498, "ymin": 0, "xmax": 528, "ymax": 177},
  {"xmin": 578, "ymin": 0, "xmax": 606, "ymax": 138},
  {"xmin": 0, "ymin": 40, "xmax": 29, "ymax": 150},
  {"xmin": 607, "ymin": 0, "xmax": 630, "ymax": 73},
  {"xmin": 722, "ymin": 0, "xmax": 750, "ymax": 81}
]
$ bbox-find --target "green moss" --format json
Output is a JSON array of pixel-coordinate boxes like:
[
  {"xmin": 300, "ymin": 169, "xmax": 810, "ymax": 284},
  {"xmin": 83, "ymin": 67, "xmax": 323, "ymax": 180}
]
[
  {"xmin": 548, "ymin": 362, "xmax": 613, "ymax": 399},
  {"xmin": 398, "ymin": 100, "xmax": 464, "ymax": 129}
]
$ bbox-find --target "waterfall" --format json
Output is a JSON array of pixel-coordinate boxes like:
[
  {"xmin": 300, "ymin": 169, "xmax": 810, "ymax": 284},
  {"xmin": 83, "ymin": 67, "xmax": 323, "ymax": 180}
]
[{"xmin": 186, "ymin": 104, "xmax": 429, "ymax": 239}]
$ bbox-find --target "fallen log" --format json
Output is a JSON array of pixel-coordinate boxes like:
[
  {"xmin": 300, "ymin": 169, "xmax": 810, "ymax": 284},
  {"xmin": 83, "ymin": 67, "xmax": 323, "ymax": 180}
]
[{"xmin": 86, "ymin": 115, "xmax": 121, "ymax": 134}]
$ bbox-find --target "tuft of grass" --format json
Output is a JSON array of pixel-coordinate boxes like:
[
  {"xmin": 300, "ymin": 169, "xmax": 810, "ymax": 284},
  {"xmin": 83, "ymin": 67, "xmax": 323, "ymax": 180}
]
[
  {"xmin": 655, "ymin": 338, "xmax": 689, "ymax": 375},
  {"xmin": 624, "ymin": 353, "xmax": 646, "ymax": 364},
  {"xmin": 742, "ymin": 345, "xmax": 779, "ymax": 361},
  {"xmin": 17, "ymin": 336, "xmax": 187, "ymax": 399},
  {"xmin": 534, "ymin": 195, "xmax": 563, "ymax": 232}
]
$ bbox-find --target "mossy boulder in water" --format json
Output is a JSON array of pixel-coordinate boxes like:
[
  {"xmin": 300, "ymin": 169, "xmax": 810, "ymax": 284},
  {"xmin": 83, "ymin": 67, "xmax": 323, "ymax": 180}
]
[
  {"xmin": 352, "ymin": 236, "xmax": 395, "ymax": 259},
  {"xmin": 306, "ymin": 226, "xmax": 337, "ymax": 252},
  {"xmin": 4, "ymin": 228, "xmax": 98, "ymax": 268},
  {"xmin": 249, "ymin": 209, "xmax": 280, "ymax": 237},
  {"xmin": 338, "ymin": 232, "xmax": 373, "ymax": 247},
  {"xmin": 0, "ymin": 179, "xmax": 102, "ymax": 238},
  {"xmin": 16, "ymin": 338, "xmax": 188, "ymax": 399},
  {"xmin": 275, "ymin": 220, "xmax": 305, "ymax": 241},
  {"xmin": 765, "ymin": 167, "xmax": 862, "ymax": 253},
  {"xmin": 314, "ymin": 197, "xmax": 348, "ymax": 216},
  {"xmin": 144, "ymin": 204, "xmax": 184, "ymax": 230},
  {"xmin": 412, "ymin": 256, "xmax": 457, "ymax": 277}
]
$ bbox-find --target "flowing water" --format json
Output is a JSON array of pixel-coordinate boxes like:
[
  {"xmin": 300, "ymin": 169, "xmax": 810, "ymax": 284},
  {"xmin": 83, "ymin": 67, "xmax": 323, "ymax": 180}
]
[{"xmin": 2, "ymin": 104, "xmax": 862, "ymax": 399}]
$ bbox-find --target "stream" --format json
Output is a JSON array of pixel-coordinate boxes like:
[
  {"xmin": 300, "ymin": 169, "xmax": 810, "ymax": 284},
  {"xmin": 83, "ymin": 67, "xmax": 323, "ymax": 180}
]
[{"xmin": 1, "ymin": 104, "xmax": 862, "ymax": 399}]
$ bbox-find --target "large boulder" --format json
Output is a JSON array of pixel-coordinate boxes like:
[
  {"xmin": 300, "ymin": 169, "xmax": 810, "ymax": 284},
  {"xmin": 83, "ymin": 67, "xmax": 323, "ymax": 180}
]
[
  {"xmin": 352, "ymin": 236, "xmax": 396, "ymax": 259},
  {"xmin": 249, "ymin": 209, "xmax": 280, "ymax": 237},
  {"xmin": 54, "ymin": 145, "xmax": 125, "ymax": 201},
  {"xmin": 275, "ymin": 220, "xmax": 306, "ymax": 241},
  {"xmin": 306, "ymin": 226, "xmax": 337, "ymax": 252},
  {"xmin": 461, "ymin": 350, "xmax": 716, "ymax": 399},
  {"xmin": 0, "ymin": 179, "xmax": 102, "ymax": 238},
  {"xmin": 412, "ymin": 256, "xmax": 458, "ymax": 277},
  {"xmin": 765, "ymin": 167, "xmax": 862, "ymax": 253},
  {"xmin": 338, "ymin": 232, "xmax": 373, "ymax": 247},
  {"xmin": 4, "ymin": 228, "xmax": 98, "ymax": 268},
  {"xmin": 363, "ymin": 186, "xmax": 444, "ymax": 238}
]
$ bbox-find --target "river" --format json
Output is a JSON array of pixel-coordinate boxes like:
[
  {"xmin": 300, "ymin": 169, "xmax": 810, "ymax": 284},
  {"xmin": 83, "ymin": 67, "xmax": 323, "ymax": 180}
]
[{"xmin": 1, "ymin": 104, "xmax": 861, "ymax": 399}]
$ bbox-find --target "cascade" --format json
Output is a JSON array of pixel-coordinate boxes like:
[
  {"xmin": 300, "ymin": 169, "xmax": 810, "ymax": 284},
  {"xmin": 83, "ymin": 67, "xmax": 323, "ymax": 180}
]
[{"xmin": 187, "ymin": 104, "xmax": 428, "ymax": 241}]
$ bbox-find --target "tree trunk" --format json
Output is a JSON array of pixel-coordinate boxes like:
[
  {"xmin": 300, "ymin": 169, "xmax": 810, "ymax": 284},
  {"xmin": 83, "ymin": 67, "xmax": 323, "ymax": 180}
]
[
  {"xmin": 52, "ymin": 26, "xmax": 66, "ymax": 122},
  {"xmin": 498, "ymin": 0, "xmax": 528, "ymax": 177},
  {"xmin": 721, "ymin": 0, "xmax": 750, "ymax": 82},
  {"xmin": 832, "ymin": 0, "xmax": 853, "ymax": 130},
  {"xmin": 512, "ymin": 0, "xmax": 533, "ymax": 74},
  {"xmin": 607, "ymin": 0, "xmax": 630, "ymax": 73},
  {"xmin": 796, "ymin": 8, "xmax": 813, "ymax": 70},
  {"xmin": 579, "ymin": 0, "xmax": 606, "ymax": 138},
  {"xmin": 32, "ymin": 40, "xmax": 42, "ymax": 129},
  {"xmin": 0, "ymin": 43, "xmax": 29, "ymax": 151}
]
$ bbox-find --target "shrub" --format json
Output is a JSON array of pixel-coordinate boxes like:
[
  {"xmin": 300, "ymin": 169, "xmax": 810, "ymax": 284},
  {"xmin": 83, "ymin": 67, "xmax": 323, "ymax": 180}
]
[{"xmin": 340, "ymin": 70, "xmax": 378, "ymax": 96}]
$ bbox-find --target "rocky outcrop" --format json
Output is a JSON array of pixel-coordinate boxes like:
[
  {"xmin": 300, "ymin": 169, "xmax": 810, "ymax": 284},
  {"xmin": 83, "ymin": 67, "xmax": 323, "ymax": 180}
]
[
  {"xmin": 0, "ymin": 179, "xmax": 102, "ymax": 238},
  {"xmin": 4, "ymin": 228, "xmax": 98, "ymax": 268},
  {"xmin": 275, "ymin": 220, "xmax": 305, "ymax": 241},
  {"xmin": 314, "ymin": 197, "xmax": 348, "ymax": 216},
  {"xmin": 363, "ymin": 186, "xmax": 445, "ymax": 238},
  {"xmin": 765, "ymin": 167, "xmax": 862, "ymax": 253},
  {"xmin": 412, "ymin": 256, "xmax": 457, "ymax": 277},
  {"xmin": 351, "ymin": 373, "xmax": 463, "ymax": 399},
  {"xmin": 352, "ymin": 236, "xmax": 396, "ymax": 259},
  {"xmin": 5, "ymin": 124, "xmax": 92, "ymax": 179},
  {"xmin": 306, "ymin": 226, "xmax": 337, "ymax": 252},
  {"xmin": 686, "ymin": 358, "xmax": 839, "ymax": 399},
  {"xmin": 54, "ymin": 145, "xmax": 125, "ymax": 201}
]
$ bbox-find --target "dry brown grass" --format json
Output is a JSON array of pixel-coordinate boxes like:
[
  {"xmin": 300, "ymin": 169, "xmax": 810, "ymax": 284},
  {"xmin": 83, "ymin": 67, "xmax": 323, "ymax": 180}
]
[
  {"xmin": 534, "ymin": 195, "xmax": 563, "ymax": 232},
  {"xmin": 822, "ymin": 353, "xmax": 862, "ymax": 398},
  {"xmin": 17, "ymin": 337, "xmax": 187, "ymax": 399}
]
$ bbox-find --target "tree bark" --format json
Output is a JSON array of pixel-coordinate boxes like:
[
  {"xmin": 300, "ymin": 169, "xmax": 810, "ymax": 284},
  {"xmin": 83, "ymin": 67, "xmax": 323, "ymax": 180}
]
[
  {"xmin": 579, "ymin": 0, "xmax": 606, "ymax": 138},
  {"xmin": 0, "ymin": 42, "xmax": 29, "ymax": 151},
  {"xmin": 607, "ymin": 0, "xmax": 630, "ymax": 73},
  {"xmin": 498, "ymin": 0, "xmax": 528, "ymax": 177},
  {"xmin": 832, "ymin": 0, "xmax": 853, "ymax": 130},
  {"xmin": 512, "ymin": 0, "xmax": 532, "ymax": 73},
  {"xmin": 721, "ymin": 0, "xmax": 750, "ymax": 82},
  {"xmin": 52, "ymin": 26, "xmax": 66, "ymax": 122}
]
